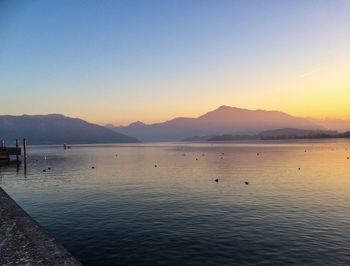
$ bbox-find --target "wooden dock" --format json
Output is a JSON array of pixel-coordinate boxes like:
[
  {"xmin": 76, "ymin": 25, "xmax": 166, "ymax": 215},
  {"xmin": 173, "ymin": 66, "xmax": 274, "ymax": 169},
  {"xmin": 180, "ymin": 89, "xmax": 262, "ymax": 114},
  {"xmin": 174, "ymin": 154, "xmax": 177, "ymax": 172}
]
[
  {"xmin": 0, "ymin": 139, "xmax": 26, "ymax": 164},
  {"xmin": 0, "ymin": 147, "xmax": 21, "ymax": 161}
]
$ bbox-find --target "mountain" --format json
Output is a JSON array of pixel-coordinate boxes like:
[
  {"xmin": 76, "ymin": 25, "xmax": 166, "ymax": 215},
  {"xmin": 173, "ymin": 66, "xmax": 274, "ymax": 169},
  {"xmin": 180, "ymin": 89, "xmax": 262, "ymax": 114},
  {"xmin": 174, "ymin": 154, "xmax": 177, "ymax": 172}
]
[
  {"xmin": 191, "ymin": 128, "xmax": 338, "ymax": 141},
  {"xmin": 258, "ymin": 128, "xmax": 338, "ymax": 139},
  {"xmin": 207, "ymin": 128, "xmax": 346, "ymax": 141},
  {"xmin": 0, "ymin": 114, "xmax": 139, "ymax": 145},
  {"xmin": 308, "ymin": 118, "xmax": 350, "ymax": 132},
  {"xmin": 108, "ymin": 106, "xmax": 322, "ymax": 141}
]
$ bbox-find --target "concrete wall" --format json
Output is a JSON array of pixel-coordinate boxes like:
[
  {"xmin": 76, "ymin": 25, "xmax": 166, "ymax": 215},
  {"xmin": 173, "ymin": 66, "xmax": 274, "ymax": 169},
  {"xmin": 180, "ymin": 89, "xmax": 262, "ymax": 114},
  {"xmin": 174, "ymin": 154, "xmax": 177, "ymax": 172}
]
[{"xmin": 0, "ymin": 187, "xmax": 82, "ymax": 266}]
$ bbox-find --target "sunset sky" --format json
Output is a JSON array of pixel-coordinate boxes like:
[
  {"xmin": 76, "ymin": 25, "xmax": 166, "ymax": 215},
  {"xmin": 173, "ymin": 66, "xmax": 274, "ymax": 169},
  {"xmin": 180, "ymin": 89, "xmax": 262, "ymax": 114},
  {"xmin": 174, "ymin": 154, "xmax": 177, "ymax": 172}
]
[{"xmin": 1, "ymin": 0, "xmax": 350, "ymax": 125}]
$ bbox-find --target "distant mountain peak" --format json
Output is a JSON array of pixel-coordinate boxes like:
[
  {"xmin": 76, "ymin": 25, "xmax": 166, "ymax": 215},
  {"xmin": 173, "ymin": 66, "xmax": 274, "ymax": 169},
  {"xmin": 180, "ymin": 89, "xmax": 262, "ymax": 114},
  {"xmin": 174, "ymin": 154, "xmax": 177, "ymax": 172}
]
[
  {"xmin": 217, "ymin": 105, "xmax": 232, "ymax": 110},
  {"xmin": 128, "ymin": 121, "xmax": 146, "ymax": 127},
  {"xmin": 109, "ymin": 105, "xmax": 323, "ymax": 141},
  {"xmin": 22, "ymin": 113, "xmax": 66, "ymax": 117},
  {"xmin": 0, "ymin": 114, "xmax": 140, "ymax": 144},
  {"xmin": 213, "ymin": 105, "xmax": 242, "ymax": 112},
  {"xmin": 198, "ymin": 105, "xmax": 255, "ymax": 121}
]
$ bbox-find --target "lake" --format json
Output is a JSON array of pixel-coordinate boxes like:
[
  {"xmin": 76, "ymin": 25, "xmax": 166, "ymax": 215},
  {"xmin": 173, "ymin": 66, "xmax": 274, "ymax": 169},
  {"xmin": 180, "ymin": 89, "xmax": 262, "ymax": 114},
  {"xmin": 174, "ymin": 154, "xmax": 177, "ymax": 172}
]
[{"xmin": 1, "ymin": 140, "xmax": 350, "ymax": 265}]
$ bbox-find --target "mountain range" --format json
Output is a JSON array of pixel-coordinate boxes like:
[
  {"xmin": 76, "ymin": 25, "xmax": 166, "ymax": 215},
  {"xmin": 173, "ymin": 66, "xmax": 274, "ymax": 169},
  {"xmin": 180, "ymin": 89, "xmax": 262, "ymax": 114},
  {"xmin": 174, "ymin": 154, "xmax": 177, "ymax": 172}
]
[
  {"xmin": 108, "ymin": 105, "xmax": 347, "ymax": 141},
  {"xmin": 1, "ymin": 106, "xmax": 349, "ymax": 144},
  {"xmin": 205, "ymin": 128, "xmax": 341, "ymax": 141},
  {"xmin": 0, "ymin": 114, "xmax": 139, "ymax": 145},
  {"xmin": 307, "ymin": 118, "xmax": 350, "ymax": 132}
]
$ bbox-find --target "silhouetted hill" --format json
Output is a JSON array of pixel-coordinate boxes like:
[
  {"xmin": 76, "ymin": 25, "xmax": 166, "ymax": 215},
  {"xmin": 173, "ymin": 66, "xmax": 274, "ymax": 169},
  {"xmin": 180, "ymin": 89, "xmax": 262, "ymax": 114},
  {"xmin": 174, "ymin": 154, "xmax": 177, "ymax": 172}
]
[
  {"xmin": 0, "ymin": 114, "xmax": 139, "ymax": 145},
  {"xmin": 308, "ymin": 118, "xmax": 350, "ymax": 132},
  {"xmin": 206, "ymin": 128, "xmax": 342, "ymax": 141},
  {"xmin": 109, "ymin": 106, "xmax": 322, "ymax": 141},
  {"xmin": 258, "ymin": 128, "xmax": 338, "ymax": 139}
]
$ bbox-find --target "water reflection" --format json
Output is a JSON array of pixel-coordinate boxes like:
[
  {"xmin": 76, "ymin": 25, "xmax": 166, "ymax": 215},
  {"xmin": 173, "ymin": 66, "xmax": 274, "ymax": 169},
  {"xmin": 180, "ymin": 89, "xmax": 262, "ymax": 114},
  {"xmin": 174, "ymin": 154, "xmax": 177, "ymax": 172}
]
[{"xmin": 1, "ymin": 140, "xmax": 350, "ymax": 265}]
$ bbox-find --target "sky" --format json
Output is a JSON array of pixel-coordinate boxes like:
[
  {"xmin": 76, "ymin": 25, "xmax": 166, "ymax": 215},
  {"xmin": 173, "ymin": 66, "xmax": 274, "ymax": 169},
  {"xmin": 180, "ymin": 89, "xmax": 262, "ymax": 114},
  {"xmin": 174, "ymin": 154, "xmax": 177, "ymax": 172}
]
[{"xmin": 1, "ymin": 0, "xmax": 350, "ymax": 125}]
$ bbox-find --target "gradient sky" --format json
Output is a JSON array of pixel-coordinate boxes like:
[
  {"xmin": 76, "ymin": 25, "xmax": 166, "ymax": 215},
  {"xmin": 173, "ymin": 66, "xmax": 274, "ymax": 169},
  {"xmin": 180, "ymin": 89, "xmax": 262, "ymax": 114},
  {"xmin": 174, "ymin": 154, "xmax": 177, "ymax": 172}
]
[{"xmin": 1, "ymin": 0, "xmax": 350, "ymax": 125}]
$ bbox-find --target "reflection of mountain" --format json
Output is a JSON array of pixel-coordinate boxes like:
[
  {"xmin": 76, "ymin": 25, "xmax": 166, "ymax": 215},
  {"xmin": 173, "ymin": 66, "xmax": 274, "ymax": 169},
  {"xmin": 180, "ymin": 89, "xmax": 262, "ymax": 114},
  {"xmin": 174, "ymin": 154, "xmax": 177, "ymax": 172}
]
[
  {"xmin": 109, "ymin": 106, "xmax": 322, "ymax": 141},
  {"xmin": 0, "ymin": 114, "xmax": 139, "ymax": 145}
]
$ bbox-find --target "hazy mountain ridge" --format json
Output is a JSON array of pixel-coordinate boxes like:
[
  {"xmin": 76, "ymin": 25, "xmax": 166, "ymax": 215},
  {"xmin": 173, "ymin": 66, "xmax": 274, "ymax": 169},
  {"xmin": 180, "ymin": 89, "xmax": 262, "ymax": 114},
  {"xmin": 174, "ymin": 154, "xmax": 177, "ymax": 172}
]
[
  {"xmin": 109, "ymin": 106, "xmax": 324, "ymax": 141},
  {"xmin": 0, "ymin": 114, "xmax": 139, "ymax": 145},
  {"xmin": 205, "ymin": 128, "xmax": 341, "ymax": 141},
  {"xmin": 258, "ymin": 128, "xmax": 338, "ymax": 139},
  {"xmin": 307, "ymin": 118, "xmax": 350, "ymax": 132},
  {"xmin": 183, "ymin": 128, "xmax": 340, "ymax": 142}
]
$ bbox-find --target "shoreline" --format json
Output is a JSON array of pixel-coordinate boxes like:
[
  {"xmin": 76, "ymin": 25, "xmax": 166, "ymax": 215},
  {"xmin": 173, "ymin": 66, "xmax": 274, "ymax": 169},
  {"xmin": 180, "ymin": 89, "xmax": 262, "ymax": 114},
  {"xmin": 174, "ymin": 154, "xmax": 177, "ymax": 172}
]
[{"xmin": 0, "ymin": 187, "xmax": 81, "ymax": 266}]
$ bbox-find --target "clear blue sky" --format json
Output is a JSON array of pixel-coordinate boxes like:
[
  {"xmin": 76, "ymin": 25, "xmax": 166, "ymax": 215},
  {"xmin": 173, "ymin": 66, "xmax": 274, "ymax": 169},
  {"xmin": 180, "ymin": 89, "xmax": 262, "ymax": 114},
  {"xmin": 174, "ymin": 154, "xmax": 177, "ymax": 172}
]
[{"xmin": 1, "ymin": 0, "xmax": 350, "ymax": 125}]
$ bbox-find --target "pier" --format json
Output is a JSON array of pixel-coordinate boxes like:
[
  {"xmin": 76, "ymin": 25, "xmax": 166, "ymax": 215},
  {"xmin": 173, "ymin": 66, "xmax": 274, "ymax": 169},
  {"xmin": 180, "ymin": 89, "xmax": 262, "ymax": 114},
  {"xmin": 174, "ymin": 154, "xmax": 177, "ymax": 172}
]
[{"xmin": 0, "ymin": 139, "xmax": 25, "ymax": 164}]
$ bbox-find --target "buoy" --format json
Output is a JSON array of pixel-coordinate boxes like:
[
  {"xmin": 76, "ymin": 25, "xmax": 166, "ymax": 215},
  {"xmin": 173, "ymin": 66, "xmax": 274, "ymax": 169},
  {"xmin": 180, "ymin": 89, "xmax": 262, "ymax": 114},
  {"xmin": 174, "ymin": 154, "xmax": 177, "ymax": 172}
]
[{"xmin": 245, "ymin": 181, "xmax": 249, "ymax": 185}]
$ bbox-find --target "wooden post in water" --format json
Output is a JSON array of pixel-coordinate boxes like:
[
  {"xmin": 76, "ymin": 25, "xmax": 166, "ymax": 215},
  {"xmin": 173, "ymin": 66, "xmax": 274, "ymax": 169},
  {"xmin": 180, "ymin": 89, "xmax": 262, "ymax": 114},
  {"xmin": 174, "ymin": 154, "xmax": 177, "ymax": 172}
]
[
  {"xmin": 16, "ymin": 139, "xmax": 19, "ymax": 163},
  {"xmin": 23, "ymin": 138, "xmax": 27, "ymax": 160},
  {"xmin": 23, "ymin": 138, "xmax": 27, "ymax": 176}
]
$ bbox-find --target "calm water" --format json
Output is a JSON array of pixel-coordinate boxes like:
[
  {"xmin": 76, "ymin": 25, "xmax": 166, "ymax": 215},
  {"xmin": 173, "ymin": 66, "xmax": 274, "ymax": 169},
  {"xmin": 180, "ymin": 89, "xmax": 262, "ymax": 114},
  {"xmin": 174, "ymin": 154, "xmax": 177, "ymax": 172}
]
[{"xmin": 1, "ymin": 140, "xmax": 350, "ymax": 265}]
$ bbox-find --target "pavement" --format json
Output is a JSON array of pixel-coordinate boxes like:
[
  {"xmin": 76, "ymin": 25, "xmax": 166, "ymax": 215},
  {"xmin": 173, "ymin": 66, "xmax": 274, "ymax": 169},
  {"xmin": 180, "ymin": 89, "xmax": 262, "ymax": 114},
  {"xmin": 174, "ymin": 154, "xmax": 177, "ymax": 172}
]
[{"xmin": 0, "ymin": 187, "xmax": 81, "ymax": 266}]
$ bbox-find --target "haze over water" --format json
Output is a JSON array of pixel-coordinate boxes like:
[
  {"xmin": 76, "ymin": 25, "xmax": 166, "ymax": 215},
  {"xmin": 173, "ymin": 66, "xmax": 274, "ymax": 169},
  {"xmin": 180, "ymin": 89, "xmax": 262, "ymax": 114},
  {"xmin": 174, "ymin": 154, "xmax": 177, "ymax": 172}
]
[{"xmin": 1, "ymin": 140, "xmax": 350, "ymax": 265}]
